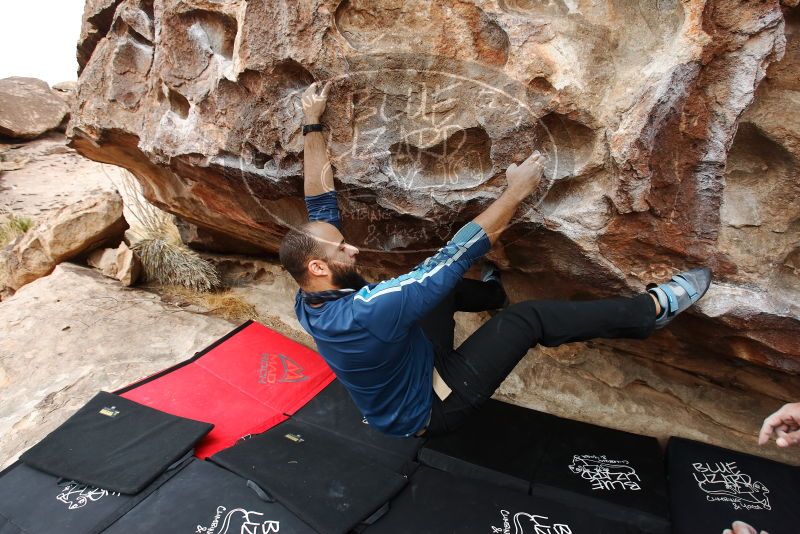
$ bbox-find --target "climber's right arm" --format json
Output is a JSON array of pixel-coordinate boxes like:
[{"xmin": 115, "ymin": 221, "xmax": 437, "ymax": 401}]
[{"xmin": 301, "ymin": 81, "xmax": 340, "ymax": 228}]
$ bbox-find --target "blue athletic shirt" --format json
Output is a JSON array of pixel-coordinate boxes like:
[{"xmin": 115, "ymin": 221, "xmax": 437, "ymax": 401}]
[{"xmin": 296, "ymin": 191, "xmax": 491, "ymax": 436}]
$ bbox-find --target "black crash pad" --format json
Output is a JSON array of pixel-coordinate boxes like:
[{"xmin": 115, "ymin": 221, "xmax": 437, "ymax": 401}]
[
  {"xmin": 0, "ymin": 457, "xmax": 187, "ymax": 534},
  {"xmin": 419, "ymin": 399, "xmax": 669, "ymax": 532},
  {"xmin": 363, "ymin": 466, "xmax": 639, "ymax": 533},
  {"xmin": 19, "ymin": 391, "xmax": 212, "ymax": 494},
  {"xmin": 0, "ymin": 514, "xmax": 22, "ymax": 533},
  {"xmin": 418, "ymin": 399, "xmax": 558, "ymax": 493},
  {"xmin": 211, "ymin": 419, "xmax": 407, "ymax": 534},
  {"xmin": 291, "ymin": 379, "xmax": 423, "ymax": 473},
  {"xmin": 531, "ymin": 417, "xmax": 670, "ymax": 534},
  {"xmin": 667, "ymin": 436, "xmax": 800, "ymax": 534},
  {"xmin": 103, "ymin": 459, "xmax": 315, "ymax": 533}
]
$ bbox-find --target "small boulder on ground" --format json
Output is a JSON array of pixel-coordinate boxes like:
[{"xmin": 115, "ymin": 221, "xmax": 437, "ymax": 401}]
[
  {"xmin": 0, "ymin": 190, "xmax": 128, "ymax": 299},
  {"xmin": 87, "ymin": 241, "xmax": 142, "ymax": 286},
  {"xmin": 52, "ymin": 81, "xmax": 77, "ymax": 127},
  {"xmin": 0, "ymin": 77, "xmax": 69, "ymax": 140},
  {"xmin": 52, "ymin": 80, "xmax": 77, "ymax": 96}
]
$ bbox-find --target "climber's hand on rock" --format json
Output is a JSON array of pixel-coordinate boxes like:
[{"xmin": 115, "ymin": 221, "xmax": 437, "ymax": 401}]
[
  {"xmin": 759, "ymin": 402, "xmax": 800, "ymax": 448},
  {"xmin": 505, "ymin": 150, "xmax": 545, "ymax": 202},
  {"xmin": 302, "ymin": 81, "xmax": 331, "ymax": 123}
]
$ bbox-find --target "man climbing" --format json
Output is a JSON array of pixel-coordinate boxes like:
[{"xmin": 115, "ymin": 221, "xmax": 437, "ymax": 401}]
[{"xmin": 279, "ymin": 81, "xmax": 712, "ymax": 438}]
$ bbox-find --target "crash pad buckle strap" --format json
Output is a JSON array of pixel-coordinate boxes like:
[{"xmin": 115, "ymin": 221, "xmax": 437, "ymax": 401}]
[
  {"xmin": 247, "ymin": 480, "xmax": 275, "ymax": 503},
  {"xmin": 360, "ymin": 502, "xmax": 391, "ymax": 525},
  {"xmin": 167, "ymin": 449, "xmax": 195, "ymax": 471}
]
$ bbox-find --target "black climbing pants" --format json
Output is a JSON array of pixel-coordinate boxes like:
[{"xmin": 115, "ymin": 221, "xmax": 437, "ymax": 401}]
[{"xmin": 418, "ymin": 278, "xmax": 657, "ymax": 437}]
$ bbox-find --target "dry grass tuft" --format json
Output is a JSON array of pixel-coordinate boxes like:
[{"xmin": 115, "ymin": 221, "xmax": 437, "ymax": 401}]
[
  {"xmin": 113, "ymin": 171, "xmax": 220, "ymax": 291},
  {"xmin": 0, "ymin": 214, "xmax": 33, "ymax": 248},
  {"xmin": 159, "ymin": 285, "xmax": 259, "ymax": 322},
  {"xmin": 133, "ymin": 238, "xmax": 221, "ymax": 291},
  {"xmin": 157, "ymin": 285, "xmax": 315, "ymax": 347}
]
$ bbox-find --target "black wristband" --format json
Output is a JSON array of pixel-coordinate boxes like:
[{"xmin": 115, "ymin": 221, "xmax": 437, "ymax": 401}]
[{"xmin": 302, "ymin": 123, "xmax": 323, "ymax": 135}]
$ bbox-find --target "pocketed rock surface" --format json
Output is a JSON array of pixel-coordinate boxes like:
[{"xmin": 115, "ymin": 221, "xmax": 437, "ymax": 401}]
[{"xmin": 39, "ymin": 0, "xmax": 800, "ymax": 461}]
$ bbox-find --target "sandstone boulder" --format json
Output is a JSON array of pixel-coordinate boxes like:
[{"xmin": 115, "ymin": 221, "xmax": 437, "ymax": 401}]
[
  {"xmin": 86, "ymin": 241, "xmax": 142, "ymax": 285},
  {"xmin": 0, "ymin": 263, "xmax": 235, "ymax": 469},
  {"xmin": 66, "ymin": 0, "xmax": 799, "ymax": 450},
  {"xmin": 53, "ymin": 81, "xmax": 77, "ymax": 95},
  {"xmin": 0, "ymin": 78, "xmax": 69, "ymax": 140},
  {"xmin": 0, "ymin": 191, "xmax": 128, "ymax": 298}
]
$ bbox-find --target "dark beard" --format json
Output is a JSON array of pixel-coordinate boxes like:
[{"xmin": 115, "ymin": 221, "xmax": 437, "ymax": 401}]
[{"xmin": 329, "ymin": 262, "xmax": 369, "ymax": 291}]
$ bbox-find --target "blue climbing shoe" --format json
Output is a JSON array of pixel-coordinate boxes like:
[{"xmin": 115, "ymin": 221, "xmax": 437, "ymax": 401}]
[{"xmin": 647, "ymin": 267, "xmax": 712, "ymax": 329}]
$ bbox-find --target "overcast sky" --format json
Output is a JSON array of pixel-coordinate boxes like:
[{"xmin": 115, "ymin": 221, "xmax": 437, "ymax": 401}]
[{"xmin": 0, "ymin": 1, "xmax": 86, "ymax": 85}]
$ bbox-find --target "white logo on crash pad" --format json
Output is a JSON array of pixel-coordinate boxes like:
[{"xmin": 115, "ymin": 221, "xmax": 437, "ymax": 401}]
[
  {"xmin": 568, "ymin": 454, "xmax": 642, "ymax": 491},
  {"xmin": 57, "ymin": 481, "xmax": 120, "ymax": 510},
  {"xmin": 491, "ymin": 509, "xmax": 572, "ymax": 534},
  {"xmin": 195, "ymin": 505, "xmax": 280, "ymax": 534},
  {"xmin": 692, "ymin": 461, "xmax": 770, "ymax": 511}
]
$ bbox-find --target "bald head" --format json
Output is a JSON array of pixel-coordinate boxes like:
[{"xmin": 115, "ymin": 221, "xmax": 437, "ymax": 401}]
[
  {"xmin": 278, "ymin": 221, "xmax": 360, "ymax": 289},
  {"xmin": 304, "ymin": 220, "xmax": 342, "ymax": 244}
]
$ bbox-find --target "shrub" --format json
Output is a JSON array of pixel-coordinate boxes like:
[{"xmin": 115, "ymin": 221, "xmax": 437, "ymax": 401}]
[
  {"xmin": 114, "ymin": 171, "xmax": 220, "ymax": 291},
  {"xmin": 0, "ymin": 214, "xmax": 33, "ymax": 248}
]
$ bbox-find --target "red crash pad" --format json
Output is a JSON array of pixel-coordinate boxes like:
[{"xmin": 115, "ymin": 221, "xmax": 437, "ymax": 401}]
[{"xmin": 116, "ymin": 320, "xmax": 334, "ymax": 458}]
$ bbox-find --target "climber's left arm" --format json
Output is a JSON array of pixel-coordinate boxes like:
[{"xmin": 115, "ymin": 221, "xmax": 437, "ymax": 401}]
[
  {"xmin": 350, "ymin": 150, "xmax": 545, "ymax": 340},
  {"xmin": 301, "ymin": 81, "xmax": 341, "ymax": 228}
]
